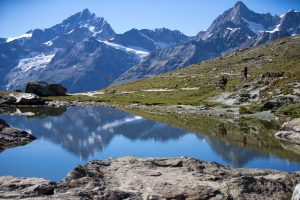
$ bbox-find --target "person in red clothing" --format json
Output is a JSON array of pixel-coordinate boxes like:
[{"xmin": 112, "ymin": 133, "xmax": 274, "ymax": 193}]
[{"xmin": 241, "ymin": 66, "xmax": 248, "ymax": 81}]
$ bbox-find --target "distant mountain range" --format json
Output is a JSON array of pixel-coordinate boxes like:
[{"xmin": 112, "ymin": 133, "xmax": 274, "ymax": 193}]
[{"xmin": 0, "ymin": 1, "xmax": 299, "ymax": 92}]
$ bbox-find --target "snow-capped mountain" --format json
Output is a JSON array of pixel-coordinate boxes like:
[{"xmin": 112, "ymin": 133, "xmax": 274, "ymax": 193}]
[
  {"xmin": 114, "ymin": 1, "xmax": 300, "ymax": 85},
  {"xmin": 1, "ymin": 9, "xmax": 120, "ymax": 92},
  {"xmin": 110, "ymin": 28, "xmax": 189, "ymax": 51},
  {"xmin": 0, "ymin": 9, "xmax": 187, "ymax": 92},
  {"xmin": 6, "ymin": 38, "xmax": 140, "ymax": 92},
  {"xmin": 1, "ymin": 3, "xmax": 299, "ymax": 92}
]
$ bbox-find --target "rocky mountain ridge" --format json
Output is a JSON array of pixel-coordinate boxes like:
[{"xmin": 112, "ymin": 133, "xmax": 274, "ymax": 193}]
[
  {"xmin": 114, "ymin": 1, "xmax": 300, "ymax": 85},
  {"xmin": 0, "ymin": 9, "xmax": 186, "ymax": 92},
  {"xmin": 0, "ymin": 2, "xmax": 299, "ymax": 92}
]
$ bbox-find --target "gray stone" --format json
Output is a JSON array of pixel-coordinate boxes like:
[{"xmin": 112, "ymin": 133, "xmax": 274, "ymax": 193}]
[
  {"xmin": 0, "ymin": 93, "xmax": 45, "ymax": 105},
  {"xmin": 25, "ymin": 82, "xmax": 67, "ymax": 97},
  {"xmin": 275, "ymin": 118, "xmax": 300, "ymax": 145},
  {"xmin": 260, "ymin": 96, "xmax": 295, "ymax": 111},
  {"xmin": 0, "ymin": 118, "xmax": 36, "ymax": 150},
  {"xmin": 261, "ymin": 71, "xmax": 285, "ymax": 78},
  {"xmin": 0, "ymin": 157, "xmax": 299, "ymax": 199},
  {"xmin": 0, "ymin": 176, "xmax": 56, "ymax": 199}
]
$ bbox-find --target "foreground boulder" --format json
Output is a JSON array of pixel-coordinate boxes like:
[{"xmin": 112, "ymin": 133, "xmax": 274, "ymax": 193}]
[
  {"xmin": 275, "ymin": 118, "xmax": 300, "ymax": 145},
  {"xmin": 0, "ymin": 93, "xmax": 45, "ymax": 106},
  {"xmin": 0, "ymin": 176, "xmax": 56, "ymax": 199},
  {"xmin": 25, "ymin": 82, "xmax": 67, "ymax": 97},
  {"xmin": 0, "ymin": 118, "xmax": 36, "ymax": 150},
  {"xmin": 0, "ymin": 157, "xmax": 299, "ymax": 199}
]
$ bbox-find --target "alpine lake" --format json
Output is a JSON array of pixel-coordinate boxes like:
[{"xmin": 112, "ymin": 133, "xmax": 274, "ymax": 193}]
[{"xmin": 0, "ymin": 105, "xmax": 299, "ymax": 181}]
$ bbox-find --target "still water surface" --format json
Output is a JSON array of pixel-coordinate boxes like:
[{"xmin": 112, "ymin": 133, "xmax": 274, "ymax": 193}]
[{"xmin": 0, "ymin": 106, "xmax": 299, "ymax": 181}]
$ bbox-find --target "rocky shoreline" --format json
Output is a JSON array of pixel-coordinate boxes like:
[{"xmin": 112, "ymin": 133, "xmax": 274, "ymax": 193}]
[
  {"xmin": 275, "ymin": 118, "xmax": 300, "ymax": 145},
  {"xmin": 1, "ymin": 94, "xmax": 300, "ymax": 199},
  {"xmin": 45, "ymin": 99, "xmax": 280, "ymax": 121},
  {"xmin": 0, "ymin": 157, "xmax": 299, "ymax": 199},
  {"xmin": 0, "ymin": 91, "xmax": 286, "ymax": 121}
]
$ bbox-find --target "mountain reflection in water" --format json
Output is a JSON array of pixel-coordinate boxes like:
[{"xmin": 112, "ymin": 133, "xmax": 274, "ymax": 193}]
[{"xmin": 0, "ymin": 106, "xmax": 299, "ymax": 181}]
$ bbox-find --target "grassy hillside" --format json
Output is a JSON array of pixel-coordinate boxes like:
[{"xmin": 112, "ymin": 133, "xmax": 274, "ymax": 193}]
[{"xmin": 95, "ymin": 36, "xmax": 300, "ymax": 106}]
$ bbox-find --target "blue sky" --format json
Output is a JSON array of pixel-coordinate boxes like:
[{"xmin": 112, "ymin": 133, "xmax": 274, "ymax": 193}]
[{"xmin": 0, "ymin": 0, "xmax": 299, "ymax": 38}]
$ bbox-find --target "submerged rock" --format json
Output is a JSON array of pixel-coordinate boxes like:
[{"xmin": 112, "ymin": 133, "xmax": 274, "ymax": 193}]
[
  {"xmin": 25, "ymin": 82, "xmax": 67, "ymax": 97},
  {"xmin": 275, "ymin": 118, "xmax": 300, "ymax": 145},
  {"xmin": 0, "ymin": 157, "xmax": 299, "ymax": 199},
  {"xmin": 0, "ymin": 118, "xmax": 36, "ymax": 150}
]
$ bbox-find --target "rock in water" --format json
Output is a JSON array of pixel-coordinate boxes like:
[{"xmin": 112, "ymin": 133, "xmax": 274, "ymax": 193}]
[
  {"xmin": 25, "ymin": 82, "xmax": 67, "ymax": 97},
  {"xmin": 275, "ymin": 118, "xmax": 300, "ymax": 145},
  {"xmin": 0, "ymin": 118, "xmax": 36, "ymax": 150},
  {"xmin": 0, "ymin": 157, "xmax": 299, "ymax": 199}
]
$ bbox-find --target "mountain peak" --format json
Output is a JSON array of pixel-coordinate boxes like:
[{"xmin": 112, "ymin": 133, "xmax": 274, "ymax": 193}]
[
  {"xmin": 233, "ymin": 1, "xmax": 247, "ymax": 9},
  {"xmin": 232, "ymin": 1, "xmax": 250, "ymax": 14},
  {"xmin": 81, "ymin": 8, "xmax": 91, "ymax": 14},
  {"xmin": 288, "ymin": 9, "xmax": 296, "ymax": 13},
  {"xmin": 77, "ymin": 8, "xmax": 95, "ymax": 20}
]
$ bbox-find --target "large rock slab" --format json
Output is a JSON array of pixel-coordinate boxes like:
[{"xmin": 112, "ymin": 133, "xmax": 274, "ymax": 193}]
[
  {"xmin": 275, "ymin": 118, "xmax": 300, "ymax": 145},
  {"xmin": 0, "ymin": 118, "xmax": 36, "ymax": 150},
  {"xmin": 0, "ymin": 157, "xmax": 299, "ymax": 199},
  {"xmin": 0, "ymin": 93, "xmax": 45, "ymax": 105},
  {"xmin": 0, "ymin": 176, "xmax": 56, "ymax": 199},
  {"xmin": 25, "ymin": 82, "xmax": 67, "ymax": 97}
]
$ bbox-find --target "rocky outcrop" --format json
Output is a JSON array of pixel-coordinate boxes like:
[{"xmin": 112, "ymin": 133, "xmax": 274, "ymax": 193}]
[
  {"xmin": 0, "ymin": 157, "xmax": 299, "ymax": 199},
  {"xmin": 0, "ymin": 93, "xmax": 45, "ymax": 105},
  {"xmin": 275, "ymin": 118, "xmax": 300, "ymax": 145},
  {"xmin": 25, "ymin": 82, "xmax": 67, "ymax": 97},
  {"xmin": 0, "ymin": 118, "xmax": 36, "ymax": 150},
  {"xmin": 0, "ymin": 176, "xmax": 56, "ymax": 199},
  {"xmin": 260, "ymin": 95, "xmax": 296, "ymax": 111}
]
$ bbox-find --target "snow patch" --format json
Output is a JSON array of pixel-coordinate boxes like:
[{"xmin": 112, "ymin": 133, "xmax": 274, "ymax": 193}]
[
  {"xmin": 102, "ymin": 41, "xmax": 149, "ymax": 60},
  {"xmin": 242, "ymin": 18, "xmax": 266, "ymax": 34},
  {"xmin": 99, "ymin": 116, "xmax": 143, "ymax": 132},
  {"xmin": 6, "ymin": 54, "xmax": 55, "ymax": 90},
  {"xmin": 44, "ymin": 40, "xmax": 53, "ymax": 46},
  {"xmin": 266, "ymin": 24, "xmax": 280, "ymax": 33},
  {"xmin": 204, "ymin": 33, "xmax": 213, "ymax": 39},
  {"xmin": 6, "ymin": 33, "xmax": 32, "ymax": 43},
  {"xmin": 227, "ymin": 27, "xmax": 240, "ymax": 33},
  {"xmin": 89, "ymin": 26, "xmax": 95, "ymax": 32},
  {"xmin": 66, "ymin": 29, "xmax": 74, "ymax": 34},
  {"xmin": 16, "ymin": 54, "xmax": 54, "ymax": 72}
]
